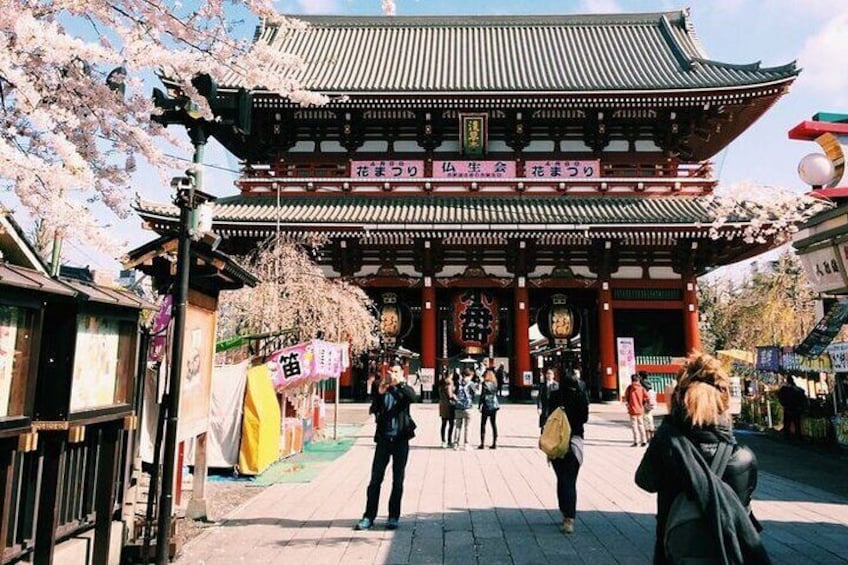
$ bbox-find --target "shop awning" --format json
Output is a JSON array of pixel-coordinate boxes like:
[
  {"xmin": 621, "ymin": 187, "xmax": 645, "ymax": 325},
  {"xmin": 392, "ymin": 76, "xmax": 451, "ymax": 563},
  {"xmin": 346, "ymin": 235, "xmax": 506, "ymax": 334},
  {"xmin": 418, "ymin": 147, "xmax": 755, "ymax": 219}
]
[{"xmin": 795, "ymin": 301, "xmax": 848, "ymax": 358}]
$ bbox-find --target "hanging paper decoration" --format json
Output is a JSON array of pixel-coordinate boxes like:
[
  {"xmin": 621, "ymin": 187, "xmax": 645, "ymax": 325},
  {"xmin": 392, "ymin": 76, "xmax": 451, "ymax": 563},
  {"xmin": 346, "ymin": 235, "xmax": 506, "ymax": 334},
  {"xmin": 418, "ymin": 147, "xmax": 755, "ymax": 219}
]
[
  {"xmin": 378, "ymin": 292, "xmax": 412, "ymax": 348},
  {"xmin": 452, "ymin": 290, "xmax": 499, "ymax": 354},
  {"xmin": 269, "ymin": 340, "xmax": 352, "ymax": 390},
  {"xmin": 537, "ymin": 294, "xmax": 580, "ymax": 346}
]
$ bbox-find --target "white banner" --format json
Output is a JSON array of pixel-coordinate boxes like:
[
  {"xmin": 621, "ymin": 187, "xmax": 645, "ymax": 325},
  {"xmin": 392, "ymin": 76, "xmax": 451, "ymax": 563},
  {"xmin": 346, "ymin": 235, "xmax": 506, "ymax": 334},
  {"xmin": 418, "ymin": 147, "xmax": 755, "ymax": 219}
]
[{"xmin": 616, "ymin": 337, "xmax": 637, "ymax": 399}]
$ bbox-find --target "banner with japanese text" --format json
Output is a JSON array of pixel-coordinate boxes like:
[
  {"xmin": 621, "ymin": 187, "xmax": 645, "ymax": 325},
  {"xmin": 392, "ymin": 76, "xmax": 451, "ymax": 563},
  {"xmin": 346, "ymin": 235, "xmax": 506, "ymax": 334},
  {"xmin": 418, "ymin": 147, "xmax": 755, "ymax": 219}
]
[
  {"xmin": 350, "ymin": 160, "xmax": 424, "ymax": 178},
  {"xmin": 524, "ymin": 160, "xmax": 600, "ymax": 178},
  {"xmin": 269, "ymin": 340, "xmax": 350, "ymax": 390},
  {"xmin": 433, "ymin": 160, "xmax": 515, "ymax": 178}
]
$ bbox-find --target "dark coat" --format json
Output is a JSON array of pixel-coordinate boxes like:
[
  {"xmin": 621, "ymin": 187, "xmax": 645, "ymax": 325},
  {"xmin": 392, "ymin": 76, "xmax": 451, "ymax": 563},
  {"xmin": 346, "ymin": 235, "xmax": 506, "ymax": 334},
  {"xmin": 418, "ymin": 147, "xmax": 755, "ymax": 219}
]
[
  {"xmin": 369, "ymin": 382, "xmax": 417, "ymax": 442},
  {"xmin": 551, "ymin": 378, "xmax": 589, "ymax": 438},
  {"xmin": 635, "ymin": 416, "xmax": 768, "ymax": 565}
]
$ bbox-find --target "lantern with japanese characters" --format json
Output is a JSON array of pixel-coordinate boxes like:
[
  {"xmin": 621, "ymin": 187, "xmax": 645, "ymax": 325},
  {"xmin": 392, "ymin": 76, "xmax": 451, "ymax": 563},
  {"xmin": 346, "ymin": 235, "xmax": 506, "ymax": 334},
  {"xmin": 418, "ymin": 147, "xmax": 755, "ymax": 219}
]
[
  {"xmin": 452, "ymin": 290, "xmax": 499, "ymax": 354},
  {"xmin": 537, "ymin": 294, "xmax": 580, "ymax": 346},
  {"xmin": 378, "ymin": 292, "xmax": 412, "ymax": 348}
]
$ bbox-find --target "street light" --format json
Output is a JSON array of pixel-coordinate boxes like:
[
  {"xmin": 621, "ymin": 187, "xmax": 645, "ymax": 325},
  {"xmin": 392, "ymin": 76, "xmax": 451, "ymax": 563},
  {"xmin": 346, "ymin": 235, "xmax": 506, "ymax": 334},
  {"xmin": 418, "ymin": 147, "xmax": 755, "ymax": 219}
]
[{"xmin": 798, "ymin": 153, "xmax": 835, "ymax": 187}]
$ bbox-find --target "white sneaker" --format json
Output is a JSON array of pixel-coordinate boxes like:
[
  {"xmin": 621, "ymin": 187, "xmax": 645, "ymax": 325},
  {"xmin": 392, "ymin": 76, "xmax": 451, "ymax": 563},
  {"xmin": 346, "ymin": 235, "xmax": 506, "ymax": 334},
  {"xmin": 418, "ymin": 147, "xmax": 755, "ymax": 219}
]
[{"xmin": 441, "ymin": 441, "xmax": 447, "ymax": 448}]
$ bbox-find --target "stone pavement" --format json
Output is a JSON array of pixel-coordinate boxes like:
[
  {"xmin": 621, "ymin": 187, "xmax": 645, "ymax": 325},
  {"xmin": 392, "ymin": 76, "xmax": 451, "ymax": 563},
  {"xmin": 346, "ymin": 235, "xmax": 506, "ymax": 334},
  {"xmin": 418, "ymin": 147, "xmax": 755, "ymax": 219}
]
[{"xmin": 176, "ymin": 403, "xmax": 848, "ymax": 564}]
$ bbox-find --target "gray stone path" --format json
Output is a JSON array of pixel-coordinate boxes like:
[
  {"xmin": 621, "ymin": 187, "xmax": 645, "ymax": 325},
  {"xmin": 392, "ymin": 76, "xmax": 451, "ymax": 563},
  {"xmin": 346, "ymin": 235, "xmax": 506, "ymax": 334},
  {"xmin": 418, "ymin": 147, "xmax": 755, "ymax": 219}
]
[{"xmin": 176, "ymin": 403, "xmax": 848, "ymax": 564}]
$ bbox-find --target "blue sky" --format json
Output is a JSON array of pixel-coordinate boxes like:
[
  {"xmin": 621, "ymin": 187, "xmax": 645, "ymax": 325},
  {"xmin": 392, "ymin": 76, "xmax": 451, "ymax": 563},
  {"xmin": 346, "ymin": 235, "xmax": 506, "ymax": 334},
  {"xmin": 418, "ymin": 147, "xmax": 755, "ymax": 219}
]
[{"xmin": 16, "ymin": 0, "xmax": 848, "ymax": 274}]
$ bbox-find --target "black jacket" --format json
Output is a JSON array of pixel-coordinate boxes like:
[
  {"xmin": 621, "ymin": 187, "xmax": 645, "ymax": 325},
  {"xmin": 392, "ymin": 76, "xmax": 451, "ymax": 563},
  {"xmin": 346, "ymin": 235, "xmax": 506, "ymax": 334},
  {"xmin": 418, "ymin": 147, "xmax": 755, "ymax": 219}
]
[
  {"xmin": 635, "ymin": 416, "xmax": 768, "ymax": 565},
  {"xmin": 551, "ymin": 378, "xmax": 589, "ymax": 438},
  {"xmin": 369, "ymin": 382, "xmax": 417, "ymax": 442}
]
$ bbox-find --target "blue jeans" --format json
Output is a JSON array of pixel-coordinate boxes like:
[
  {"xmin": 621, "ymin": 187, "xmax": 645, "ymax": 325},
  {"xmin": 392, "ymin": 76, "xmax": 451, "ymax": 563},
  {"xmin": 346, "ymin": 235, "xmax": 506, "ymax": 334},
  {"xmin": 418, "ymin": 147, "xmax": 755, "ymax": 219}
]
[{"xmin": 364, "ymin": 437, "xmax": 410, "ymax": 521}]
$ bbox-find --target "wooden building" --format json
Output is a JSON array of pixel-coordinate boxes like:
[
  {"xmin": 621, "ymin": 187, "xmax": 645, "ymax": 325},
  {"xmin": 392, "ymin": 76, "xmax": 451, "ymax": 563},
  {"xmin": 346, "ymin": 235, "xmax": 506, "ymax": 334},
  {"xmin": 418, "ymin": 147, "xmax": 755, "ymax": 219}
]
[{"xmin": 136, "ymin": 11, "xmax": 798, "ymax": 400}]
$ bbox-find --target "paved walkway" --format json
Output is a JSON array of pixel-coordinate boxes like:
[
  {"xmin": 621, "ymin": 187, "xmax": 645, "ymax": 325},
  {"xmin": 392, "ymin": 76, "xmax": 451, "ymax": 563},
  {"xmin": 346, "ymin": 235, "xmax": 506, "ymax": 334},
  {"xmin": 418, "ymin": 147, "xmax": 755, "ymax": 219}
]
[{"xmin": 176, "ymin": 403, "xmax": 848, "ymax": 564}]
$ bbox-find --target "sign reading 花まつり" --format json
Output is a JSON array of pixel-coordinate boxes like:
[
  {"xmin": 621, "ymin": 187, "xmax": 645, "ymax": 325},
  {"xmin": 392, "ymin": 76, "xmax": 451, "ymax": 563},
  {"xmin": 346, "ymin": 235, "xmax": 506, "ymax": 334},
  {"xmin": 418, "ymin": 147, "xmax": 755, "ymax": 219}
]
[
  {"xmin": 525, "ymin": 160, "xmax": 600, "ymax": 178},
  {"xmin": 350, "ymin": 160, "xmax": 424, "ymax": 178}
]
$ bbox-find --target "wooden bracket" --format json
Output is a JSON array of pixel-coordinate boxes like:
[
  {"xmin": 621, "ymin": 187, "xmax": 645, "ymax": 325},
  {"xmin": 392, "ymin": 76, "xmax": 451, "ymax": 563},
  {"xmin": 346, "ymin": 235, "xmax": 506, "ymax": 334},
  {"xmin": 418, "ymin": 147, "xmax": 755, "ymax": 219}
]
[
  {"xmin": 123, "ymin": 414, "xmax": 138, "ymax": 431},
  {"xmin": 68, "ymin": 425, "xmax": 86, "ymax": 444},
  {"xmin": 17, "ymin": 429, "xmax": 38, "ymax": 452},
  {"xmin": 32, "ymin": 420, "xmax": 70, "ymax": 432}
]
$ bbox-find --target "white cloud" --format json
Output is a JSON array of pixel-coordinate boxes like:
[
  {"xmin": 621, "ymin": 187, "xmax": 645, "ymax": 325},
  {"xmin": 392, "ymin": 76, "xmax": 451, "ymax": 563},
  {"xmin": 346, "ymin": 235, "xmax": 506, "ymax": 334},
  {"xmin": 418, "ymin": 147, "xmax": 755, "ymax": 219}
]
[
  {"xmin": 578, "ymin": 0, "xmax": 622, "ymax": 14},
  {"xmin": 797, "ymin": 11, "xmax": 848, "ymax": 104}
]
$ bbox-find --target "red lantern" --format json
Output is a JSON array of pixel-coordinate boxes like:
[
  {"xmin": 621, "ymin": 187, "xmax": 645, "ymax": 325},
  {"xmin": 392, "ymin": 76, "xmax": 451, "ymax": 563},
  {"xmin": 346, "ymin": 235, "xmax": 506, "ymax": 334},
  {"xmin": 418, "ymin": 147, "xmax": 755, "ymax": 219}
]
[
  {"xmin": 537, "ymin": 294, "xmax": 580, "ymax": 346},
  {"xmin": 452, "ymin": 290, "xmax": 499, "ymax": 354},
  {"xmin": 379, "ymin": 292, "xmax": 411, "ymax": 347}
]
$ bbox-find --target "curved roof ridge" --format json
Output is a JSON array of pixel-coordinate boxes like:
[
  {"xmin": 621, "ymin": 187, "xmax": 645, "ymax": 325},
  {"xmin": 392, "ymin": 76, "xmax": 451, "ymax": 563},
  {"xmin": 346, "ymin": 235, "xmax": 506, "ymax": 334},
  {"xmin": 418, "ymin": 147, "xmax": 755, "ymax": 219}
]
[
  {"xmin": 694, "ymin": 58, "xmax": 799, "ymax": 75},
  {"xmin": 286, "ymin": 11, "xmax": 689, "ymax": 28}
]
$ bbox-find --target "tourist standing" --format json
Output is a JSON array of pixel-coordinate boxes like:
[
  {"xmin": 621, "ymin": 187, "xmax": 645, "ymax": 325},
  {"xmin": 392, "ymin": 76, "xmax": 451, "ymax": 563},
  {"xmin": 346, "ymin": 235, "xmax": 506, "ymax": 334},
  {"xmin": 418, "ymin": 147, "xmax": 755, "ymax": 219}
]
[
  {"xmin": 625, "ymin": 374, "xmax": 647, "ymax": 446},
  {"xmin": 777, "ymin": 375, "xmax": 806, "ymax": 440},
  {"xmin": 549, "ymin": 369, "xmax": 589, "ymax": 534},
  {"xmin": 641, "ymin": 374, "xmax": 657, "ymax": 441},
  {"xmin": 439, "ymin": 375, "xmax": 456, "ymax": 448},
  {"xmin": 453, "ymin": 369, "xmax": 475, "ymax": 449},
  {"xmin": 635, "ymin": 352, "xmax": 769, "ymax": 564},
  {"xmin": 478, "ymin": 369, "xmax": 500, "ymax": 449},
  {"xmin": 537, "ymin": 368, "xmax": 560, "ymax": 430},
  {"xmin": 357, "ymin": 366, "xmax": 417, "ymax": 531}
]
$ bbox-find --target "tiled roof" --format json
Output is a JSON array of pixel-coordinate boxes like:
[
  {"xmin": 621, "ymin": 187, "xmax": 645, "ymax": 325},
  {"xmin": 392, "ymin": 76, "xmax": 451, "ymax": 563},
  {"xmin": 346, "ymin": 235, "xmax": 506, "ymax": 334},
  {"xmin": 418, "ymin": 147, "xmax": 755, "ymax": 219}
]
[
  {"xmin": 134, "ymin": 195, "xmax": 753, "ymax": 227},
  {"xmin": 226, "ymin": 11, "xmax": 798, "ymax": 93}
]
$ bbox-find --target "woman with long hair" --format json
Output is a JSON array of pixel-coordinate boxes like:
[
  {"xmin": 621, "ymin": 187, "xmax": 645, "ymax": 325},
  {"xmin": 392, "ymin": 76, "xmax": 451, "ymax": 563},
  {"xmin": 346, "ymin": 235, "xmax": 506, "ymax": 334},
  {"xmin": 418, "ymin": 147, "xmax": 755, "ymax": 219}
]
[
  {"xmin": 438, "ymin": 375, "xmax": 456, "ymax": 448},
  {"xmin": 478, "ymin": 369, "xmax": 500, "ymax": 449},
  {"xmin": 635, "ymin": 352, "xmax": 769, "ymax": 564},
  {"xmin": 550, "ymin": 369, "xmax": 589, "ymax": 534}
]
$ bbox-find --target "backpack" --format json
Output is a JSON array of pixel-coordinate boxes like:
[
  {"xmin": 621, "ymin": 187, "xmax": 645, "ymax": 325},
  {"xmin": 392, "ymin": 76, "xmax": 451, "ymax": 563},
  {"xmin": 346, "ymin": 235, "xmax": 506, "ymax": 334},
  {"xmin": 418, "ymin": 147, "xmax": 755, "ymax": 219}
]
[
  {"xmin": 539, "ymin": 407, "xmax": 571, "ymax": 459},
  {"xmin": 664, "ymin": 442, "xmax": 733, "ymax": 564},
  {"xmin": 456, "ymin": 383, "xmax": 473, "ymax": 410},
  {"xmin": 482, "ymin": 385, "xmax": 499, "ymax": 412}
]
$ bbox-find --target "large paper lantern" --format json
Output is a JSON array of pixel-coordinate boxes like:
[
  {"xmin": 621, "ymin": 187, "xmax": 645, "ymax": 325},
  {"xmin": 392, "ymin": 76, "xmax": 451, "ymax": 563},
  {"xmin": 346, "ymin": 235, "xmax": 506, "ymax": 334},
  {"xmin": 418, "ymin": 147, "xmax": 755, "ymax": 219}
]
[
  {"xmin": 452, "ymin": 290, "xmax": 499, "ymax": 354},
  {"xmin": 537, "ymin": 294, "xmax": 580, "ymax": 346},
  {"xmin": 378, "ymin": 292, "xmax": 412, "ymax": 347}
]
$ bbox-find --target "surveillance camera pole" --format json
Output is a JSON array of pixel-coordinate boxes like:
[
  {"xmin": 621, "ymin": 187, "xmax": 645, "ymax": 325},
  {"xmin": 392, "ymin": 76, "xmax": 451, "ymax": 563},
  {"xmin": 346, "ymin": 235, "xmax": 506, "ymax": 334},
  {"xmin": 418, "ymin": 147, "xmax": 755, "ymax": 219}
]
[{"xmin": 155, "ymin": 125, "xmax": 206, "ymax": 564}]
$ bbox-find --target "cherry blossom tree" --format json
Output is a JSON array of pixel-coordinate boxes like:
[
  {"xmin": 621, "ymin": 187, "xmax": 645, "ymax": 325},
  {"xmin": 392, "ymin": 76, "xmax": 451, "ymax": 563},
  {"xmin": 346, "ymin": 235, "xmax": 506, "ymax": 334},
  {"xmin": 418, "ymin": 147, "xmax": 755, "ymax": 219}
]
[
  {"xmin": 0, "ymin": 1, "xmax": 394, "ymax": 260},
  {"xmin": 217, "ymin": 235, "xmax": 379, "ymax": 355}
]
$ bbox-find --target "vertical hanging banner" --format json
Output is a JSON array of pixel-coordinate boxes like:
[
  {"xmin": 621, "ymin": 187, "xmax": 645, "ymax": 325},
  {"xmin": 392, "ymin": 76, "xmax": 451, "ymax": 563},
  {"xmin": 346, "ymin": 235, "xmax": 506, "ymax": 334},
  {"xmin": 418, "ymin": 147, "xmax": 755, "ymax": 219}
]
[
  {"xmin": 616, "ymin": 337, "xmax": 636, "ymax": 399},
  {"xmin": 460, "ymin": 113, "xmax": 487, "ymax": 157}
]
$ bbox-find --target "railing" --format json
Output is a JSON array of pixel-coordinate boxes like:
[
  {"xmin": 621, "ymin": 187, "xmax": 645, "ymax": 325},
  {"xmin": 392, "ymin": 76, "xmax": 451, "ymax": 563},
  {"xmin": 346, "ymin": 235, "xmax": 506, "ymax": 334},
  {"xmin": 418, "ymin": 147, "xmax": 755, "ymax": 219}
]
[{"xmin": 1, "ymin": 425, "xmax": 128, "ymax": 564}]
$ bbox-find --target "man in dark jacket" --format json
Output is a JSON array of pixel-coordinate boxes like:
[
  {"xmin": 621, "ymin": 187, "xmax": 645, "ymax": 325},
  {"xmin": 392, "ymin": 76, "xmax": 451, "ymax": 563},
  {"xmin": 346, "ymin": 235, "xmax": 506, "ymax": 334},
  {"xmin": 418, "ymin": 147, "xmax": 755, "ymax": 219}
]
[
  {"xmin": 777, "ymin": 375, "xmax": 806, "ymax": 439},
  {"xmin": 537, "ymin": 368, "xmax": 560, "ymax": 429},
  {"xmin": 357, "ymin": 365, "xmax": 416, "ymax": 531}
]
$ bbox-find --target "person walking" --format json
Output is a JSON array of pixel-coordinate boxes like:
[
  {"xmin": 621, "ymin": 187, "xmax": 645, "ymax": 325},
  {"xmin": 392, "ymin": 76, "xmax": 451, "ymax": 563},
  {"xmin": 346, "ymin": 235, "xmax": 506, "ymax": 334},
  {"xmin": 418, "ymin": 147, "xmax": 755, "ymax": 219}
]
[
  {"xmin": 537, "ymin": 368, "xmax": 560, "ymax": 430},
  {"xmin": 777, "ymin": 375, "xmax": 806, "ymax": 440},
  {"xmin": 625, "ymin": 374, "xmax": 648, "ymax": 446},
  {"xmin": 357, "ymin": 365, "xmax": 417, "ymax": 531},
  {"xmin": 641, "ymin": 375, "xmax": 657, "ymax": 441},
  {"xmin": 478, "ymin": 369, "xmax": 500, "ymax": 449},
  {"xmin": 453, "ymin": 368, "xmax": 475, "ymax": 449},
  {"xmin": 635, "ymin": 352, "xmax": 769, "ymax": 564},
  {"xmin": 549, "ymin": 369, "xmax": 590, "ymax": 534},
  {"xmin": 439, "ymin": 375, "xmax": 456, "ymax": 448}
]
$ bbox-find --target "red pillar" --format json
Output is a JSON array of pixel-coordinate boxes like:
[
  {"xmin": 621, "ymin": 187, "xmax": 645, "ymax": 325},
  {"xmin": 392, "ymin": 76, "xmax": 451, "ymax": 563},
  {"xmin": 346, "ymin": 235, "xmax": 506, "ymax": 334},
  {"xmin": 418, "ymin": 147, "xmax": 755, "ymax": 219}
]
[
  {"xmin": 683, "ymin": 275, "xmax": 701, "ymax": 354},
  {"xmin": 514, "ymin": 280, "xmax": 531, "ymax": 389},
  {"xmin": 421, "ymin": 282, "xmax": 437, "ymax": 371},
  {"xmin": 598, "ymin": 280, "xmax": 617, "ymax": 400}
]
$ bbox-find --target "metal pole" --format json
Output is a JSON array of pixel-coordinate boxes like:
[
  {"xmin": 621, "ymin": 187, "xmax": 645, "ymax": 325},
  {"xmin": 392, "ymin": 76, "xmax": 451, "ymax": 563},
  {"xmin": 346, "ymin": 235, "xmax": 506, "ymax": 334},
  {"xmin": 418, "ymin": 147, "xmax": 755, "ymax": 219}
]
[{"xmin": 156, "ymin": 131, "xmax": 205, "ymax": 564}]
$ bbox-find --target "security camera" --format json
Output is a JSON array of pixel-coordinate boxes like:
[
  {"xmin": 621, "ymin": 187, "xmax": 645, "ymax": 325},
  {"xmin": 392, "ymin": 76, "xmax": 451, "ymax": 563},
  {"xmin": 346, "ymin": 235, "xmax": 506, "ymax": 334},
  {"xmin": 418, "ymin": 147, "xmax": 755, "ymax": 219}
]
[{"xmin": 170, "ymin": 176, "xmax": 194, "ymax": 191}]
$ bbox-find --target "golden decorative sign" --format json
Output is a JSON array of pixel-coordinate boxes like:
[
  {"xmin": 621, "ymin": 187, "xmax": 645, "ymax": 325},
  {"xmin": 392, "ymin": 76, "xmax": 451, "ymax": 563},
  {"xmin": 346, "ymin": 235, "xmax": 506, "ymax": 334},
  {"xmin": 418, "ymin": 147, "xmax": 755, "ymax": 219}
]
[{"xmin": 460, "ymin": 114, "xmax": 487, "ymax": 157}]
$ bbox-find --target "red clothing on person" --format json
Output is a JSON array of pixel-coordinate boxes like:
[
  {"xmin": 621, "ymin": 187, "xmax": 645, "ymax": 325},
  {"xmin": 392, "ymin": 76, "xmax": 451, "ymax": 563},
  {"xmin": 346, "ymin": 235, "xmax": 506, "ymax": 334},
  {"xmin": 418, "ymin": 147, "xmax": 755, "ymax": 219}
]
[{"xmin": 625, "ymin": 382, "xmax": 647, "ymax": 416}]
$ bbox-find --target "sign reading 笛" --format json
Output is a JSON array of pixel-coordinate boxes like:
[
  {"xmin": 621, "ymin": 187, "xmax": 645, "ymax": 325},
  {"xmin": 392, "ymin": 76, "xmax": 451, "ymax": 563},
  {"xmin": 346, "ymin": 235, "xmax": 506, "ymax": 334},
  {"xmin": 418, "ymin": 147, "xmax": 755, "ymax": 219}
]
[
  {"xmin": 433, "ymin": 160, "xmax": 515, "ymax": 178},
  {"xmin": 525, "ymin": 160, "xmax": 601, "ymax": 178},
  {"xmin": 350, "ymin": 160, "xmax": 424, "ymax": 178}
]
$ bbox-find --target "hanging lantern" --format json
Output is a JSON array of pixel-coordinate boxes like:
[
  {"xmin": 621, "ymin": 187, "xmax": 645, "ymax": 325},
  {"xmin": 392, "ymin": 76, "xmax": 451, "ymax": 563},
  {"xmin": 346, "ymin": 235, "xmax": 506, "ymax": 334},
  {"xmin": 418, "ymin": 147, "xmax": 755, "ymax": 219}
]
[
  {"xmin": 537, "ymin": 294, "xmax": 580, "ymax": 346},
  {"xmin": 378, "ymin": 292, "xmax": 412, "ymax": 348},
  {"xmin": 452, "ymin": 290, "xmax": 499, "ymax": 354}
]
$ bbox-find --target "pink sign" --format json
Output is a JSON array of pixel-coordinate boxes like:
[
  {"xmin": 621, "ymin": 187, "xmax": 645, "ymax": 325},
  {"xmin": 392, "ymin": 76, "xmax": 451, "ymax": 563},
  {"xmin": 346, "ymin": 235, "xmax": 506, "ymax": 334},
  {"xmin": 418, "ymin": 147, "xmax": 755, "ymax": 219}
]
[
  {"xmin": 148, "ymin": 295, "xmax": 173, "ymax": 363},
  {"xmin": 525, "ymin": 160, "xmax": 600, "ymax": 178},
  {"xmin": 433, "ymin": 160, "xmax": 515, "ymax": 178},
  {"xmin": 351, "ymin": 160, "xmax": 424, "ymax": 178},
  {"xmin": 269, "ymin": 342, "xmax": 312, "ymax": 390}
]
